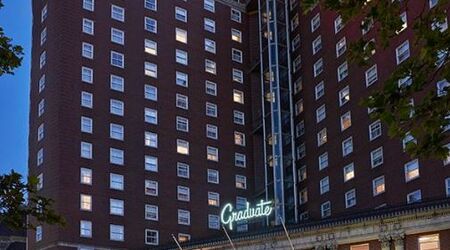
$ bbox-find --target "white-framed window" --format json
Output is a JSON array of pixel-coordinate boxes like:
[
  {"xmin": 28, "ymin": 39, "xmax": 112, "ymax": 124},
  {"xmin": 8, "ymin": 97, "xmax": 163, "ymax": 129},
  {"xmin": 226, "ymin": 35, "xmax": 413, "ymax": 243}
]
[
  {"xmin": 397, "ymin": 11, "xmax": 408, "ymax": 33},
  {"xmin": 396, "ymin": 40, "xmax": 410, "ymax": 65},
  {"xmin": 446, "ymin": 178, "xmax": 450, "ymax": 197},
  {"xmin": 204, "ymin": 18, "xmax": 216, "ymax": 33},
  {"xmin": 320, "ymin": 201, "xmax": 331, "ymax": 218},
  {"xmin": 316, "ymin": 105, "xmax": 326, "ymax": 123},
  {"xmin": 372, "ymin": 176, "xmax": 385, "ymax": 196},
  {"xmin": 37, "ymin": 148, "xmax": 44, "ymax": 166},
  {"xmin": 296, "ymin": 143, "xmax": 306, "ymax": 160},
  {"xmin": 176, "ymin": 94, "xmax": 188, "ymax": 110},
  {"xmin": 39, "ymin": 51, "xmax": 46, "ymax": 69},
  {"xmin": 80, "ymin": 194, "xmax": 92, "ymax": 211},
  {"xmin": 81, "ymin": 142, "xmax": 93, "ymax": 159},
  {"xmin": 233, "ymin": 90, "xmax": 244, "ymax": 104},
  {"xmin": 336, "ymin": 37, "xmax": 346, "ymax": 57},
  {"xmin": 205, "ymin": 81, "xmax": 217, "ymax": 96},
  {"xmin": 313, "ymin": 58, "xmax": 324, "ymax": 77},
  {"xmin": 318, "ymin": 152, "xmax": 328, "ymax": 170},
  {"xmin": 235, "ymin": 153, "xmax": 246, "ymax": 168},
  {"xmin": 315, "ymin": 81, "xmax": 324, "ymax": 100},
  {"xmin": 83, "ymin": 0, "xmax": 94, "ymax": 11},
  {"xmin": 402, "ymin": 132, "xmax": 417, "ymax": 151},
  {"xmin": 365, "ymin": 65, "xmax": 378, "ymax": 86},
  {"xmin": 437, "ymin": 80, "xmax": 449, "ymax": 97},
  {"xmin": 207, "ymin": 169, "xmax": 219, "ymax": 184},
  {"xmin": 110, "ymin": 99, "xmax": 124, "ymax": 116},
  {"xmin": 236, "ymin": 175, "xmax": 247, "ymax": 189},
  {"xmin": 36, "ymin": 173, "xmax": 43, "ymax": 190},
  {"xmin": 371, "ymin": 147, "xmax": 384, "ymax": 168},
  {"xmin": 404, "ymin": 159, "xmax": 420, "ymax": 182},
  {"xmin": 319, "ymin": 176, "xmax": 329, "ymax": 194},
  {"xmin": 317, "ymin": 128, "xmax": 327, "ymax": 146},
  {"xmin": 110, "ymin": 123, "xmax": 124, "ymax": 141},
  {"xmin": 80, "ymin": 168, "xmax": 92, "ymax": 185},
  {"xmin": 145, "ymin": 132, "xmax": 158, "ymax": 148},
  {"xmin": 82, "ymin": 18, "xmax": 94, "ymax": 35},
  {"xmin": 111, "ymin": 5, "xmax": 125, "ymax": 22},
  {"xmin": 110, "ymin": 173, "xmax": 124, "ymax": 190},
  {"xmin": 37, "ymin": 123, "xmax": 44, "ymax": 141},
  {"xmin": 234, "ymin": 132, "xmax": 246, "ymax": 146},
  {"xmin": 145, "ymin": 229, "xmax": 159, "ymax": 246},
  {"xmin": 293, "ymin": 55, "xmax": 301, "ymax": 72},
  {"xmin": 342, "ymin": 137, "xmax": 353, "ymax": 156},
  {"xmin": 38, "ymin": 74, "xmax": 46, "ymax": 93},
  {"xmin": 41, "ymin": 4, "xmax": 48, "ymax": 23},
  {"xmin": 343, "ymin": 163, "xmax": 355, "ymax": 182},
  {"xmin": 231, "ymin": 29, "xmax": 242, "ymax": 43},
  {"xmin": 337, "ymin": 61, "xmax": 348, "ymax": 82},
  {"xmin": 145, "ymin": 155, "xmax": 158, "ymax": 172},
  {"xmin": 205, "ymin": 59, "xmax": 216, "ymax": 74},
  {"xmin": 144, "ymin": 39, "xmax": 157, "ymax": 55},
  {"xmin": 295, "ymin": 99, "xmax": 304, "ymax": 115},
  {"xmin": 296, "ymin": 121, "xmax": 305, "ymax": 137},
  {"xmin": 175, "ymin": 49, "xmax": 188, "ymax": 65},
  {"xmin": 81, "ymin": 66, "xmax": 93, "ymax": 83},
  {"xmin": 234, "ymin": 110, "xmax": 245, "ymax": 125},
  {"xmin": 144, "ymin": 108, "xmax": 158, "ymax": 124},
  {"xmin": 208, "ymin": 214, "xmax": 220, "ymax": 229},
  {"xmin": 292, "ymin": 34, "xmax": 301, "ymax": 51},
  {"xmin": 204, "ymin": 0, "xmax": 215, "ymax": 12},
  {"xmin": 207, "ymin": 146, "xmax": 219, "ymax": 161},
  {"xmin": 145, "ymin": 204, "xmax": 158, "ymax": 221},
  {"xmin": 311, "ymin": 13, "xmax": 320, "ymax": 32},
  {"xmin": 144, "ymin": 17, "xmax": 157, "ymax": 33},
  {"xmin": 110, "ymin": 199, "xmax": 124, "ymax": 216},
  {"xmin": 80, "ymin": 220, "xmax": 92, "ymax": 238},
  {"xmin": 175, "ymin": 7, "xmax": 187, "ymax": 22},
  {"xmin": 175, "ymin": 28, "xmax": 187, "ymax": 44},
  {"xmin": 144, "ymin": 85, "xmax": 157, "ymax": 101},
  {"xmin": 233, "ymin": 69, "xmax": 244, "ymax": 83},
  {"xmin": 178, "ymin": 209, "xmax": 190, "ymax": 225},
  {"xmin": 110, "ymin": 74, "xmax": 124, "ymax": 92},
  {"xmin": 407, "ymin": 189, "xmax": 422, "ymax": 204},
  {"xmin": 145, "ymin": 180, "xmax": 158, "ymax": 196},
  {"xmin": 205, "ymin": 38, "xmax": 216, "ymax": 54},
  {"xmin": 82, "ymin": 42, "xmax": 94, "ymax": 59},
  {"xmin": 291, "ymin": 14, "xmax": 299, "ymax": 30},
  {"xmin": 299, "ymin": 188, "xmax": 308, "ymax": 205},
  {"xmin": 81, "ymin": 92, "xmax": 93, "ymax": 108},
  {"xmin": 208, "ymin": 192, "xmax": 220, "ymax": 207},
  {"xmin": 176, "ymin": 139, "xmax": 189, "ymax": 155},
  {"xmin": 176, "ymin": 116, "xmax": 189, "ymax": 132},
  {"xmin": 111, "ymin": 28, "xmax": 124, "ymax": 45},
  {"xmin": 334, "ymin": 15, "xmax": 344, "ymax": 33},
  {"xmin": 144, "ymin": 0, "xmax": 157, "ymax": 11},
  {"xmin": 298, "ymin": 166, "xmax": 307, "ymax": 182},
  {"xmin": 177, "ymin": 162, "xmax": 189, "ymax": 179},
  {"xmin": 345, "ymin": 189, "xmax": 356, "ymax": 208},
  {"xmin": 177, "ymin": 186, "xmax": 190, "ymax": 201},
  {"xmin": 110, "ymin": 148, "xmax": 124, "ymax": 165},
  {"xmin": 36, "ymin": 225, "xmax": 42, "ymax": 241},
  {"xmin": 340, "ymin": 111, "xmax": 352, "ymax": 131},
  {"xmin": 339, "ymin": 86, "xmax": 350, "ymax": 106},
  {"xmin": 231, "ymin": 8, "xmax": 242, "ymax": 23},
  {"xmin": 206, "ymin": 124, "xmax": 218, "ymax": 139},
  {"xmin": 369, "ymin": 120, "xmax": 382, "ymax": 141},
  {"xmin": 312, "ymin": 36, "xmax": 322, "ymax": 54},
  {"xmin": 432, "ymin": 16, "xmax": 448, "ymax": 32},
  {"xmin": 232, "ymin": 48, "xmax": 243, "ymax": 63},
  {"xmin": 206, "ymin": 102, "xmax": 217, "ymax": 117}
]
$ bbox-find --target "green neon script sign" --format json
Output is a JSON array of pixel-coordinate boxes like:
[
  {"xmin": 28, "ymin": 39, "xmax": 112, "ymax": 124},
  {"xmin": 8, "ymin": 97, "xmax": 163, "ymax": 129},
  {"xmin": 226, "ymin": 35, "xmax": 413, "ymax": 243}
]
[{"xmin": 220, "ymin": 200, "xmax": 273, "ymax": 230}]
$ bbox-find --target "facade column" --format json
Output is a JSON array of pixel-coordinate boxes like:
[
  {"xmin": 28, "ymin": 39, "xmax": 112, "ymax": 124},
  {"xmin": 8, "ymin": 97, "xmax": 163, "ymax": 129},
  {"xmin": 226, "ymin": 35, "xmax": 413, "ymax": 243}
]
[
  {"xmin": 393, "ymin": 234, "xmax": 405, "ymax": 250},
  {"xmin": 379, "ymin": 234, "xmax": 391, "ymax": 250}
]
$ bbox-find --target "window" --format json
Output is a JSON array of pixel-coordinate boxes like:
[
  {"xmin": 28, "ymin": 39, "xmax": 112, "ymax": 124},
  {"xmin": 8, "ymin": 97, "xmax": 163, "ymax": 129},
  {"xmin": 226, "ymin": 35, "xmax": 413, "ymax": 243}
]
[
  {"xmin": 204, "ymin": 18, "xmax": 215, "ymax": 33},
  {"xmin": 36, "ymin": 173, "xmax": 43, "ymax": 190},
  {"xmin": 204, "ymin": 0, "xmax": 215, "ymax": 12},
  {"xmin": 109, "ymin": 225, "xmax": 125, "ymax": 242},
  {"xmin": 110, "ymin": 75, "xmax": 124, "ymax": 92},
  {"xmin": 37, "ymin": 123, "xmax": 44, "ymax": 141},
  {"xmin": 110, "ymin": 148, "xmax": 124, "ymax": 165},
  {"xmin": 407, "ymin": 190, "xmax": 422, "ymax": 204},
  {"xmin": 446, "ymin": 178, "xmax": 450, "ymax": 197},
  {"xmin": 144, "ymin": 39, "xmax": 157, "ymax": 55},
  {"xmin": 318, "ymin": 152, "xmax": 328, "ymax": 170},
  {"xmin": 312, "ymin": 36, "xmax": 322, "ymax": 54},
  {"xmin": 145, "ymin": 132, "xmax": 158, "ymax": 148},
  {"xmin": 176, "ymin": 94, "xmax": 188, "ymax": 109},
  {"xmin": 178, "ymin": 209, "xmax": 190, "ymax": 225},
  {"xmin": 372, "ymin": 176, "xmax": 385, "ymax": 196},
  {"xmin": 80, "ymin": 168, "xmax": 92, "ymax": 185},
  {"xmin": 80, "ymin": 221, "xmax": 92, "ymax": 238},
  {"xmin": 145, "ymin": 229, "xmax": 159, "ymax": 245},
  {"xmin": 334, "ymin": 15, "xmax": 344, "ymax": 33},
  {"xmin": 82, "ymin": 42, "xmax": 94, "ymax": 59},
  {"xmin": 145, "ymin": 180, "xmax": 158, "ymax": 196},
  {"xmin": 298, "ymin": 166, "xmax": 307, "ymax": 182},
  {"xmin": 295, "ymin": 99, "xmax": 304, "ymax": 115},
  {"xmin": 336, "ymin": 37, "xmax": 346, "ymax": 57},
  {"xmin": 371, "ymin": 147, "xmax": 384, "ymax": 168},
  {"xmin": 369, "ymin": 120, "xmax": 382, "ymax": 141},
  {"xmin": 144, "ymin": 17, "xmax": 157, "ymax": 33},
  {"xmin": 176, "ymin": 116, "xmax": 189, "ymax": 132},
  {"xmin": 36, "ymin": 225, "xmax": 42, "ymax": 241},
  {"xmin": 296, "ymin": 121, "xmax": 305, "ymax": 137},
  {"xmin": 208, "ymin": 215, "xmax": 220, "ymax": 229},
  {"xmin": 343, "ymin": 163, "xmax": 355, "ymax": 182},
  {"xmin": 144, "ymin": 85, "xmax": 157, "ymax": 101},
  {"xmin": 145, "ymin": 0, "xmax": 157, "ymax": 11},
  {"xmin": 175, "ymin": 28, "xmax": 187, "ymax": 44},
  {"xmin": 205, "ymin": 81, "xmax": 217, "ymax": 96},
  {"xmin": 397, "ymin": 12, "xmax": 408, "ymax": 33},
  {"xmin": 39, "ymin": 51, "xmax": 46, "ymax": 69},
  {"xmin": 319, "ymin": 177, "xmax": 329, "ymax": 194},
  {"xmin": 83, "ymin": 0, "xmax": 94, "ymax": 11},
  {"xmin": 37, "ymin": 148, "xmax": 44, "ymax": 166},
  {"xmin": 207, "ymin": 192, "xmax": 220, "ymax": 207},
  {"xmin": 313, "ymin": 58, "xmax": 324, "ymax": 77},
  {"xmin": 437, "ymin": 80, "xmax": 449, "ymax": 97},
  {"xmin": 445, "ymin": 144, "xmax": 450, "ymax": 165},
  {"xmin": 311, "ymin": 13, "xmax": 320, "ymax": 32},
  {"xmin": 418, "ymin": 234, "xmax": 440, "ymax": 250},
  {"xmin": 174, "ymin": 72, "xmax": 188, "ymax": 87},
  {"xmin": 292, "ymin": 35, "xmax": 301, "ymax": 51},
  {"xmin": 233, "ymin": 90, "xmax": 244, "ymax": 104},
  {"xmin": 339, "ymin": 86, "xmax": 350, "ymax": 106},
  {"xmin": 405, "ymin": 159, "xmax": 420, "ymax": 182},
  {"xmin": 231, "ymin": 9, "xmax": 242, "ymax": 23},
  {"xmin": 233, "ymin": 69, "xmax": 244, "ymax": 83},
  {"xmin": 317, "ymin": 128, "xmax": 327, "ymax": 146},
  {"xmin": 82, "ymin": 18, "xmax": 94, "ymax": 35},
  {"xmin": 293, "ymin": 56, "xmax": 301, "ymax": 72},
  {"xmin": 232, "ymin": 49, "xmax": 243, "ymax": 63},
  {"xmin": 291, "ymin": 14, "xmax": 299, "ymax": 30},
  {"xmin": 362, "ymin": 17, "xmax": 374, "ymax": 35},
  {"xmin": 111, "ymin": 5, "xmax": 125, "ymax": 22},
  {"xmin": 207, "ymin": 169, "xmax": 219, "ymax": 184},
  {"xmin": 110, "ymin": 199, "xmax": 124, "ymax": 216},
  {"xmin": 41, "ymin": 4, "xmax": 48, "ymax": 23},
  {"xmin": 204, "ymin": 39, "xmax": 216, "ymax": 54},
  {"xmin": 402, "ymin": 132, "xmax": 417, "ymax": 151},
  {"xmin": 111, "ymin": 28, "xmax": 124, "ymax": 45},
  {"xmin": 296, "ymin": 143, "xmax": 306, "ymax": 160},
  {"xmin": 234, "ymin": 111, "xmax": 245, "ymax": 125},
  {"xmin": 81, "ymin": 142, "xmax": 93, "ymax": 159},
  {"xmin": 432, "ymin": 16, "xmax": 448, "ymax": 32},
  {"xmin": 315, "ymin": 81, "xmax": 324, "ymax": 100},
  {"xmin": 342, "ymin": 137, "xmax": 353, "ymax": 156},
  {"xmin": 110, "ymin": 173, "xmax": 124, "ymax": 190},
  {"xmin": 206, "ymin": 124, "xmax": 218, "ymax": 139},
  {"xmin": 337, "ymin": 61, "xmax": 348, "ymax": 82},
  {"xmin": 145, "ymin": 204, "xmax": 158, "ymax": 221},
  {"xmin": 316, "ymin": 105, "xmax": 326, "ymax": 123},
  {"xmin": 81, "ymin": 92, "xmax": 93, "ymax": 108},
  {"xmin": 365, "ymin": 65, "xmax": 378, "ymax": 86},
  {"xmin": 205, "ymin": 59, "xmax": 216, "ymax": 74},
  {"xmin": 231, "ymin": 29, "xmax": 242, "ymax": 43},
  {"xmin": 177, "ymin": 162, "xmax": 189, "ymax": 178},
  {"xmin": 81, "ymin": 66, "xmax": 93, "ymax": 83},
  {"xmin": 206, "ymin": 102, "xmax": 217, "ymax": 117},
  {"xmin": 340, "ymin": 112, "xmax": 352, "ymax": 131},
  {"xmin": 175, "ymin": 49, "xmax": 188, "ymax": 65},
  {"xmin": 321, "ymin": 201, "xmax": 331, "ymax": 218},
  {"xmin": 175, "ymin": 7, "xmax": 187, "ymax": 22},
  {"xmin": 345, "ymin": 189, "xmax": 356, "ymax": 208},
  {"xmin": 235, "ymin": 175, "xmax": 247, "ymax": 189},
  {"xmin": 110, "ymin": 123, "xmax": 124, "ymax": 141},
  {"xmin": 396, "ymin": 40, "xmax": 410, "ymax": 64},
  {"xmin": 177, "ymin": 186, "xmax": 190, "ymax": 201},
  {"xmin": 37, "ymin": 99, "xmax": 44, "ymax": 116},
  {"xmin": 38, "ymin": 74, "xmax": 46, "ymax": 93},
  {"xmin": 144, "ymin": 155, "xmax": 158, "ymax": 172},
  {"xmin": 110, "ymin": 99, "xmax": 124, "ymax": 116},
  {"xmin": 235, "ymin": 153, "xmax": 246, "ymax": 168},
  {"xmin": 144, "ymin": 108, "xmax": 158, "ymax": 124},
  {"xmin": 80, "ymin": 194, "xmax": 92, "ymax": 211},
  {"xmin": 299, "ymin": 189, "xmax": 308, "ymax": 205},
  {"xmin": 234, "ymin": 132, "xmax": 245, "ymax": 146},
  {"xmin": 207, "ymin": 146, "xmax": 219, "ymax": 161},
  {"xmin": 176, "ymin": 139, "xmax": 189, "ymax": 155}
]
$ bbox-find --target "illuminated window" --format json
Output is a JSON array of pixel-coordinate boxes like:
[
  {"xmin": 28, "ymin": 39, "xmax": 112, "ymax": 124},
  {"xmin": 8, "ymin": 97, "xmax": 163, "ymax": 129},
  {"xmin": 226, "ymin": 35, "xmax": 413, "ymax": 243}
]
[
  {"xmin": 231, "ymin": 29, "xmax": 242, "ymax": 43},
  {"xmin": 144, "ymin": 39, "xmax": 157, "ymax": 55},
  {"xmin": 405, "ymin": 159, "xmax": 420, "ymax": 182},
  {"xmin": 235, "ymin": 175, "xmax": 247, "ymax": 189},
  {"xmin": 80, "ymin": 168, "xmax": 92, "ymax": 185},
  {"xmin": 145, "ymin": 132, "xmax": 158, "ymax": 148},
  {"xmin": 177, "ymin": 139, "xmax": 189, "ymax": 155},
  {"xmin": 207, "ymin": 146, "xmax": 218, "ymax": 161},
  {"xmin": 317, "ymin": 128, "xmax": 327, "ymax": 146},
  {"xmin": 350, "ymin": 244, "xmax": 369, "ymax": 250},
  {"xmin": 208, "ymin": 192, "xmax": 220, "ymax": 207},
  {"xmin": 178, "ymin": 233, "xmax": 191, "ymax": 243},
  {"xmin": 372, "ymin": 176, "xmax": 385, "ymax": 196},
  {"xmin": 340, "ymin": 111, "xmax": 352, "ymax": 131},
  {"xmin": 175, "ymin": 28, "xmax": 187, "ymax": 44},
  {"xmin": 339, "ymin": 86, "xmax": 350, "ymax": 106},
  {"xmin": 234, "ymin": 132, "xmax": 245, "ymax": 146},
  {"xmin": 80, "ymin": 194, "xmax": 92, "ymax": 211},
  {"xmin": 343, "ymin": 163, "xmax": 355, "ymax": 182}
]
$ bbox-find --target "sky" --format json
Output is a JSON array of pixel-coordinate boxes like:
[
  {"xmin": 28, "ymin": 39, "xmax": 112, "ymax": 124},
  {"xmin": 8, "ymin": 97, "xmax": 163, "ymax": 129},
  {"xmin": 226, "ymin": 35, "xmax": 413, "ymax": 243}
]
[{"xmin": 0, "ymin": 0, "xmax": 32, "ymax": 176}]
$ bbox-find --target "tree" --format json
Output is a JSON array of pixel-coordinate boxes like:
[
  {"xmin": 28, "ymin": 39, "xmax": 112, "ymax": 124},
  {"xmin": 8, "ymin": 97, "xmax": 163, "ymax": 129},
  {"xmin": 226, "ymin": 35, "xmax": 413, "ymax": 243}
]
[
  {"xmin": 0, "ymin": 0, "xmax": 23, "ymax": 76},
  {"xmin": 0, "ymin": 171, "xmax": 64, "ymax": 230},
  {"xmin": 302, "ymin": 0, "xmax": 450, "ymax": 159}
]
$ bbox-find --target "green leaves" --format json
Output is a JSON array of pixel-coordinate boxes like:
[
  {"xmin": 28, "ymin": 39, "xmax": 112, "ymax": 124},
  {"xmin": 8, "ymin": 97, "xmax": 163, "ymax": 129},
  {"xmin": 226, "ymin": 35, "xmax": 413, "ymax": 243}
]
[{"xmin": 0, "ymin": 27, "xmax": 23, "ymax": 76}]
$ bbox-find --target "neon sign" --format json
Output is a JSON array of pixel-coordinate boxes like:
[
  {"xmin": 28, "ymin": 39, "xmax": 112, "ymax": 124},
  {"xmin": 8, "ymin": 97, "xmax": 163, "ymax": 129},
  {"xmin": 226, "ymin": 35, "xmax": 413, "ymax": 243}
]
[{"xmin": 220, "ymin": 200, "xmax": 273, "ymax": 230}]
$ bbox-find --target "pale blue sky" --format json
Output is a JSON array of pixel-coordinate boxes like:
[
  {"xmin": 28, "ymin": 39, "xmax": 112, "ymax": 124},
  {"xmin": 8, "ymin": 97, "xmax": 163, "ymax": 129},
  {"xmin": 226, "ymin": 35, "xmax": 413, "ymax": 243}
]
[{"xmin": 0, "ymin": 0, "xmax": 32, "ymax": 176}]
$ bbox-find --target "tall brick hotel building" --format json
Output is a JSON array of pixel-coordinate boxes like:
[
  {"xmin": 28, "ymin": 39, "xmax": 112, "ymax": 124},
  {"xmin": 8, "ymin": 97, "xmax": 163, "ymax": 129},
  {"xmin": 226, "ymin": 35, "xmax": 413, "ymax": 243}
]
[{"xmin": 29, "ymin": 0, "xmax": 450, "ymax": 249}]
